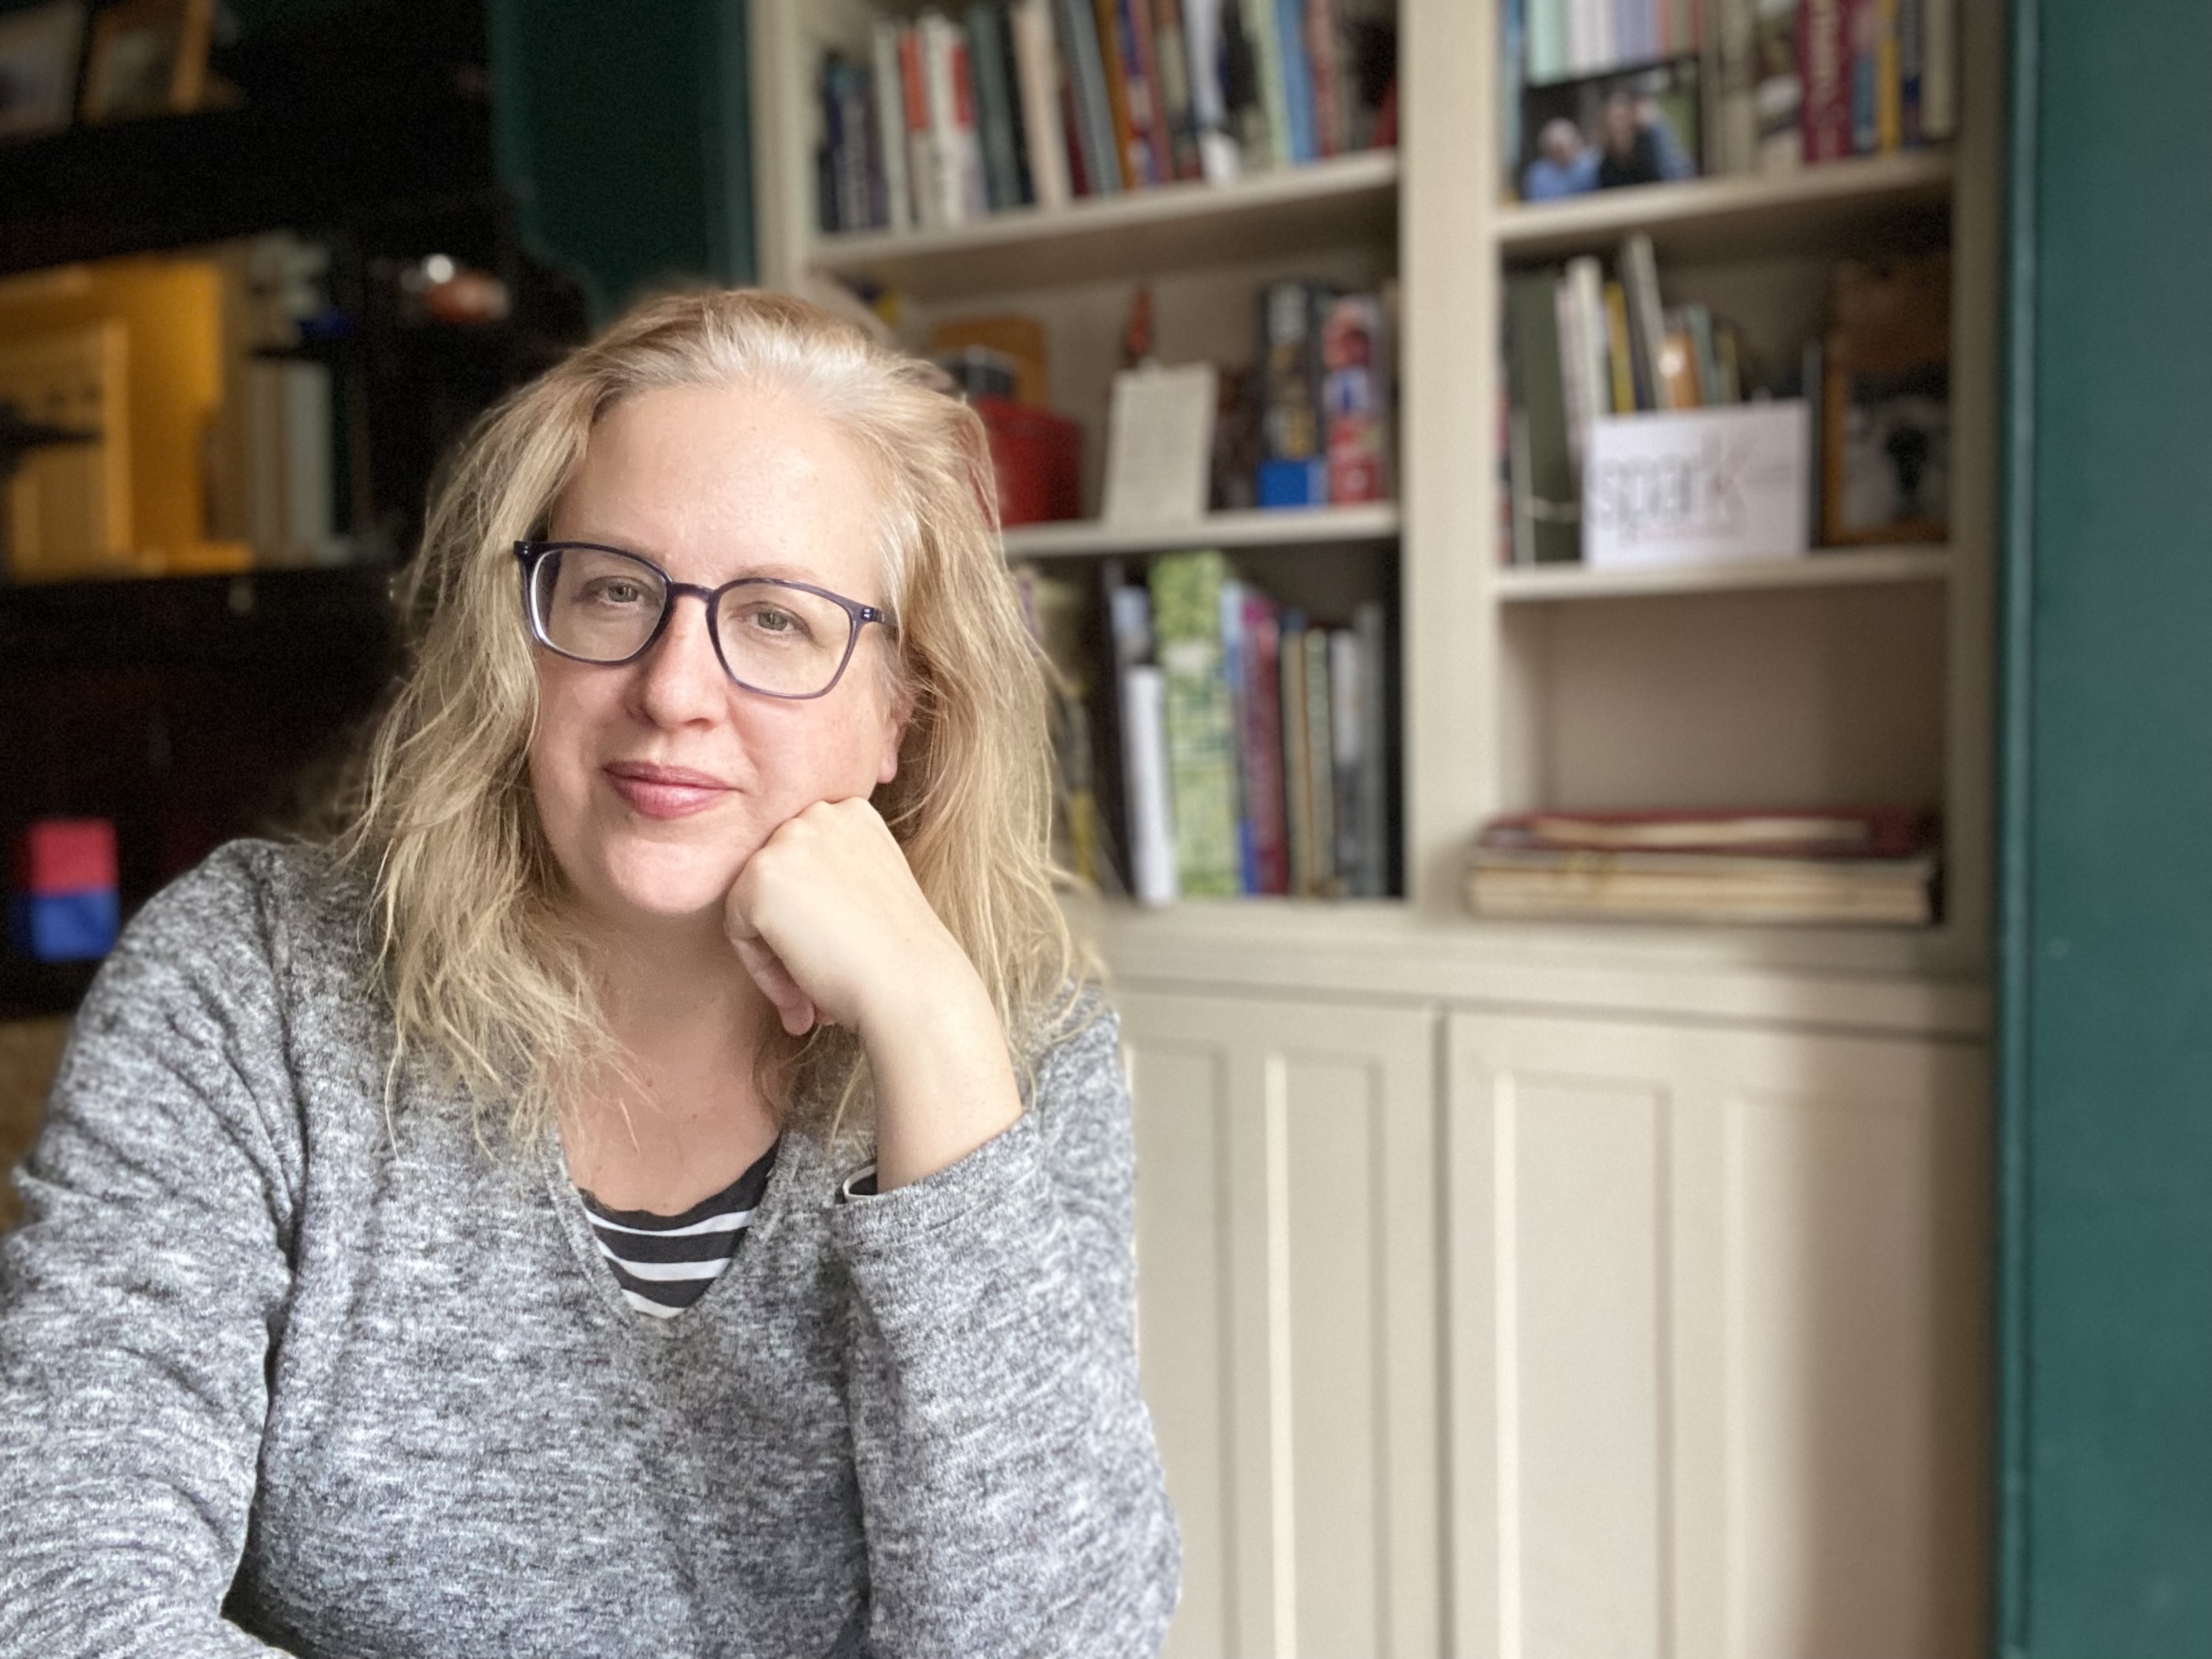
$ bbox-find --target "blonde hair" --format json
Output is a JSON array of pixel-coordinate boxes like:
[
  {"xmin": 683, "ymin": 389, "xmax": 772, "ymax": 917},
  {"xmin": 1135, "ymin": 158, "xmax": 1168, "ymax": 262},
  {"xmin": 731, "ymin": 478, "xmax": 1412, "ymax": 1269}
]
[{"xmin": 332, "ymin": 289, "xmax": 1082, "ymax": 1145}]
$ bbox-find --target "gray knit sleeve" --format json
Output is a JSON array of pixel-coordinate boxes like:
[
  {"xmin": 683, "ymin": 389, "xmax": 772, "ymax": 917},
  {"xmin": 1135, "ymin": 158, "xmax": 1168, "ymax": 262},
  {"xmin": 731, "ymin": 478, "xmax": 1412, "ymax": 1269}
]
[
  {"xmin": 0, "ymin": 849, "xmax": 299, "ymax": 1657},
  {"xmin": 828, "ymin": 996, "xmax": 1180, "ymax": 1657}
]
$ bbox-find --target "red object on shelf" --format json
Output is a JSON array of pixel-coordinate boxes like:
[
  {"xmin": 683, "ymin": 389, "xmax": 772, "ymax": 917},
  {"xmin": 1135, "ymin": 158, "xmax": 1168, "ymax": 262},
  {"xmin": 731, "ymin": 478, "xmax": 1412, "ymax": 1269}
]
[
  {"xmin": 975, "ymin": 395, "xmax": 1081, "ymax": 526},
  {"xmin": 15, "ymin": 818, "xmax": 117, "ymax": 895}
]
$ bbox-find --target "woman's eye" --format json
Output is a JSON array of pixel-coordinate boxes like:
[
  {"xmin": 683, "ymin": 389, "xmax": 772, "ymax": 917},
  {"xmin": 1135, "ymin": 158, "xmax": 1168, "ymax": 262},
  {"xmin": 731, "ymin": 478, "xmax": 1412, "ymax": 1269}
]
[
  {"xmin": 580, "ymin": 578, "xmax": 650, "ymax": 607},
  {"xmin": 740, "ymin": 605, "xmax": 812, "ymax": 642}
]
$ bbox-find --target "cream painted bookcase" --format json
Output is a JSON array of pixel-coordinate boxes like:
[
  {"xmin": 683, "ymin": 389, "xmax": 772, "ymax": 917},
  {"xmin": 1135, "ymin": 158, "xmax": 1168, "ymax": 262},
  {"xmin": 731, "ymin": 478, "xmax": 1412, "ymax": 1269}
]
[{"xmin": 750, "ymin": 1, "xmax": 2001, "ymax": 1652}]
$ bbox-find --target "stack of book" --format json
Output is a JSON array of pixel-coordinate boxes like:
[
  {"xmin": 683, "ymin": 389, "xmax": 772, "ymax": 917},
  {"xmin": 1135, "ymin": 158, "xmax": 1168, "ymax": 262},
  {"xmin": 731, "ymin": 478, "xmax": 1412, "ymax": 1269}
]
[
  {"xmin": 1020, "ymin": 552, "xmax": 1391, "ymax": 904},
  {"xmin": 1504, "ymin": 232, "xmax": 1757, "ymax": 564},
  {"xmin": 1464, "ymin": 807, "xmax": 1939, "ymax": 925},
  {"xmin": 817, "ymin": 0, "xmax": 1398, "ymax": 236}
]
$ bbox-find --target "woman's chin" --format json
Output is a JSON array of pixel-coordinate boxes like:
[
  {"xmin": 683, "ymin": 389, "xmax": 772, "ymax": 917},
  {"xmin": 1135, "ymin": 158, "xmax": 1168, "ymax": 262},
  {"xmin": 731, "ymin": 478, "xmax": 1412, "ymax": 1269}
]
[{"xmin": 588, "ymin": 849, "xmax": 746, "ymax": 929}]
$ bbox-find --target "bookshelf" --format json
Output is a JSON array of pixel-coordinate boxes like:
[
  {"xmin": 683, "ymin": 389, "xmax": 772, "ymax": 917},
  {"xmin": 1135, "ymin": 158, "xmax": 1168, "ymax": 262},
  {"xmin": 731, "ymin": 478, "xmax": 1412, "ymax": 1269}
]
[
  {"xmin": 746, "ymin": 0, "xmax": 2001, "ymax": 981},
  {"xmin": 751, "ymin": 4, "xmax": 2001, "ymax": 1649}
]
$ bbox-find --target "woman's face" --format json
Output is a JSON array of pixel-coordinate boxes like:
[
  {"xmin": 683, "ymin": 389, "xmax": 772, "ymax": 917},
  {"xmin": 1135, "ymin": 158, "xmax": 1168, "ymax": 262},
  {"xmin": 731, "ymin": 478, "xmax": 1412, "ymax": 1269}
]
[{"xmin": 528, "ymin": 384, "xmax": 903, "ymax": 936}]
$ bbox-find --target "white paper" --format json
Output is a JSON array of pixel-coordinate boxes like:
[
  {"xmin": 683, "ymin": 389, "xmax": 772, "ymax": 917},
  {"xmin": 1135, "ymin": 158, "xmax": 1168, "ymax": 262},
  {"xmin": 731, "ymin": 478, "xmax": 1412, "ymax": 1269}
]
[
  {"xmin": 1102, "ymin": 362, "xmax": 1218, "ymax": 527},
  {"xmin": 1582, "ymin": 400, "xmax": 1812, "ymax": 569}
]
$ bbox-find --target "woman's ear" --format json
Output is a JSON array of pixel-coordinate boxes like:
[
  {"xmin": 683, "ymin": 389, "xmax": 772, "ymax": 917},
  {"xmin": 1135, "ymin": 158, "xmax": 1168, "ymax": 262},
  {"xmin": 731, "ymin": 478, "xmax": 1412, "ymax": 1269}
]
[{"xmin": 875, "ymin": 683, "xmax": 911, "ymax": 787}]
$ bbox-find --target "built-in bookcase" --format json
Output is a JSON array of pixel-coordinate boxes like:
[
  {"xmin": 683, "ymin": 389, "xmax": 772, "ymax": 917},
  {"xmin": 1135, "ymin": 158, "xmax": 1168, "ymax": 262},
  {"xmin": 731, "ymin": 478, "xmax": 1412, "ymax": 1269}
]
[{"xmin": 746, "ymin": 0, "xmax": 2002, "ymax": 978}]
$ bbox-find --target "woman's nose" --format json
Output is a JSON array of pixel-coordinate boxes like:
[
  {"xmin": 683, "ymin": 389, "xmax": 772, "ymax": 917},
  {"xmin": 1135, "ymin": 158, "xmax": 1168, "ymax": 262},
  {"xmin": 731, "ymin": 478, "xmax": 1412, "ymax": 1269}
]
[{"xmin": 630, "ymin": 593, "xmax": 730, "ymax": 724}]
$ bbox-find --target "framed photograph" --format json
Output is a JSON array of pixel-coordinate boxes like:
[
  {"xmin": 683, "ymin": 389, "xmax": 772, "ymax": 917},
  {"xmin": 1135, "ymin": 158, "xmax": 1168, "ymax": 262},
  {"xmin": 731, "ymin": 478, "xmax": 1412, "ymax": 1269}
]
[
  {"xmin": 1518, "ymin": 57, "xmax": 1702, "ymax": 202},
  {"xmin": 0, "ymin": 1, "xmax": 87, "ymax": 141},
  {"xmin": 79, "ymin": 0, "xmax": 211, "ymax": 125}
]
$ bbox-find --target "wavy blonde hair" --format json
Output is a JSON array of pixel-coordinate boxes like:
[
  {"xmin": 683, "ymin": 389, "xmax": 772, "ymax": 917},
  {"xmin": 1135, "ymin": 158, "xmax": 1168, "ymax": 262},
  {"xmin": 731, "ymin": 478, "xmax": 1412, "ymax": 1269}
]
[{"xmin": 331, "ymin": 289, "xmax": 1082, "ymax": 1146}]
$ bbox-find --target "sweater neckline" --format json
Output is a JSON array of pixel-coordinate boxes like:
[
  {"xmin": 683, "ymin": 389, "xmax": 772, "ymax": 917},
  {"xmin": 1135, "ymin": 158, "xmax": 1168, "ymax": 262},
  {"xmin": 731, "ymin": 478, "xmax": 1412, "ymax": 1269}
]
[{"xmin": 539, "ymin": 1121, "xmax": 814, "ymax": 1334}]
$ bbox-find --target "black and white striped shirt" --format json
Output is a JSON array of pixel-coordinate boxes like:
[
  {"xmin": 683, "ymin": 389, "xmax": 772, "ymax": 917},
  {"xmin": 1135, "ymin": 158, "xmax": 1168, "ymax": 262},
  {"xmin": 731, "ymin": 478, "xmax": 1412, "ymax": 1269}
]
[{"xmin": 578, "ymin": 1140, "xmax": 779, "ymax": 1320}]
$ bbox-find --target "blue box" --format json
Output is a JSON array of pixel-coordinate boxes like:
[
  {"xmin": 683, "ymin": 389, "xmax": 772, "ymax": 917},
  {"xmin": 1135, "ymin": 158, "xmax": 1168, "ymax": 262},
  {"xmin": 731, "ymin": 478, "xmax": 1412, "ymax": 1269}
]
[
  {"xmin": 1256, "ymin": 456, "xmax": 1329, "ymax": 509},
  {"xmin": 8, "ymin": 888, "xmax": 119, "ymax": 962}
]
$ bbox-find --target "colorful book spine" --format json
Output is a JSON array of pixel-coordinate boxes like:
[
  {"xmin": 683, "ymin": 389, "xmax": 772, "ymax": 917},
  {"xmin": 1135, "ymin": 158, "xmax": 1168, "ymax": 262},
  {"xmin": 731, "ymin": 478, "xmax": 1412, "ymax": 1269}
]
[
  {"xmin": 1322, "ymin": 292, "xmax": 1390, "ymax": 504},
  {"xmin": 1279, "ymin": 620, "xmax": 1312, "ymax": 891},
  {"xmin": 1847, "ymin": 0, "xmax": 1877, "ymax": 154},
  {"xmin": 1897, "ymin": 0, "xmax": 1923, "ymax": 145},
  {"xmin": 1799, "ymin": 0, "xmax": 1852, "ymax": 162},
  {"xmin": 1239, "ymin": 589, "xmax": 1290, "ymax": 894},
  {"xmin": 1118, "ymin": 0, "xmax": 1172, "ymax": 186},
  {"xmin": 1328, "ymin": 627, "xmax": 1361, "ymax": 890},
  {"xmin": 1874, "ymin": 0, "xmax": 1901, "ymax": 150},
  {"xmin": 1150, "ymin": 550, "xmax": 1242, "ymax": 897},
  {"xmin": 1505, "ymin": 268, "xmax": 1577, "ymax": 564},
  {"xmin": 1092, "ymin": 0, "xmax": 1144, "ymax": 186},
  {"xmin": 1302, "ymin": 0, "xmax": 1342, "ymax": 158},
  {"xmin": 1219, "ymin": 577, "xmax": 1254, "ymax": 890},
  {"xmin": 1244, "ymin": 0, "xmax": 1292, "ymax": 168},
  {"xmin": 1183, "ymin": 0, "xmax": 1241, "ymax": 181},
  {"xmin": 1257, "ymin": 279, "xmax": 1331, "ymax": 505}
]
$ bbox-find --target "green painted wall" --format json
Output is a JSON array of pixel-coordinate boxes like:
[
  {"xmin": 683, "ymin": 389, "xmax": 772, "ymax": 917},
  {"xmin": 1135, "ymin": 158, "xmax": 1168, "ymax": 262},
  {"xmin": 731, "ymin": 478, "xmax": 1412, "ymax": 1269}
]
[
  {"xmin": 1999, "ymin": 0, "xmax": 2212, "ymax": 1653},
  {"xmin": 489, "ymin": 0, "xmax": 754, "ymax": 318}
]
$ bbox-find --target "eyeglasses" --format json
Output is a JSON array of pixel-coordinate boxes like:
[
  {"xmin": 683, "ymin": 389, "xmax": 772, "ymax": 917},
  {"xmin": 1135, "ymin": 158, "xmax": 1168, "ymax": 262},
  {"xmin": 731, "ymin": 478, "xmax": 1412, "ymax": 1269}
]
[{"xmin": 514, "ymin": 541, "xmax": 895, "ymax": 701}]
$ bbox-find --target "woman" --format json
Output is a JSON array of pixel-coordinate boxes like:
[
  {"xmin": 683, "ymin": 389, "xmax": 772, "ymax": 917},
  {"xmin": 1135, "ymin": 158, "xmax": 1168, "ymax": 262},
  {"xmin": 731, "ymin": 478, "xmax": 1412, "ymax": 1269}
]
[{"xmin": 0, "ymin": 291, "xmax": 1180, "ymax": 1656}]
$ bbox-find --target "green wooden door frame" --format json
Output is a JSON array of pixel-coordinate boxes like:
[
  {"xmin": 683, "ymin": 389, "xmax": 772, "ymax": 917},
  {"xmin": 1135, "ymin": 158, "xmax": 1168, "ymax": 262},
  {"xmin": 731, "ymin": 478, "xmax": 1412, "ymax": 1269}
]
[
  {"xmin": 1997, "ymin": 1, "xmax": 2212, "ymax": 1653},
  {"xmin": 489, "ymin": 0, "xmax": 756, "ymax": 320}
]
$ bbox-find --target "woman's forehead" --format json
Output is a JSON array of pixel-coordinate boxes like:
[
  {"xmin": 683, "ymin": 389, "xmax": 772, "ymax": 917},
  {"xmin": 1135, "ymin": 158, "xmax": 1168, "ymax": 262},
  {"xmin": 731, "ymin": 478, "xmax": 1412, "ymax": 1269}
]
[{"xmin": 555, "ymin": 385, "xmax": 886, "ymax": 596}]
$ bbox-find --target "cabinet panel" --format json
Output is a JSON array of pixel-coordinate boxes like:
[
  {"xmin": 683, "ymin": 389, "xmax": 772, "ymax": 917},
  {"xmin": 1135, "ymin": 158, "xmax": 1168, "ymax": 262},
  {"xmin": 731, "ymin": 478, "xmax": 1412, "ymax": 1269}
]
[
  {"xmin": 1447, "ymin": 1011, "xmax": 1986, "ymax": 1659},
  {"xmin": 1118, "ymin": 989, "xmax": 1441, "ymax": 1659}
]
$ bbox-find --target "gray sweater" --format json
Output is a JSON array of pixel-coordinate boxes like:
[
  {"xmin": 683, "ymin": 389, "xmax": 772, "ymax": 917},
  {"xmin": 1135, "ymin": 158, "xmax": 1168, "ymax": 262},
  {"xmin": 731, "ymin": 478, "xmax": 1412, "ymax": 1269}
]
[{"xmin": 0, "ymin": 842, "xmax": 1178, "ymax": 1657}]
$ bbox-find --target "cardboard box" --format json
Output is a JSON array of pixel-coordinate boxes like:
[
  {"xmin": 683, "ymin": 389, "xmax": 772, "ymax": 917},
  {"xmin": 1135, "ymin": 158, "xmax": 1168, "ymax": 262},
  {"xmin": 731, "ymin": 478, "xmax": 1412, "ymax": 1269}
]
[{"xmin": 1582, "ymin": 400, "xmax": 1811, "ymax": 569}]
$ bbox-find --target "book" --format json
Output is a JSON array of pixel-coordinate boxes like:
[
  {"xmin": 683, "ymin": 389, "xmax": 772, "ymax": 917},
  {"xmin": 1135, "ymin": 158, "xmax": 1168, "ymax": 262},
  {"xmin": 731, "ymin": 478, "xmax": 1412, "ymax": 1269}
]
[
  {"xmin": 898, "ymin": 24, "xmax": 939, "ymax": 229},
  {"xmin": 1150, "ymin": 550, "xmax": 1243, "ymax": 896},
  {"xmin": 1716, "ymin": 0, "xmax": 1758, "ymax": 174},
  {"xmin": 1847, "ymin": 0, "xmax": 1877, "ymax": 154},
  {"xmin": 1481, "ymin": 806, "xmax": 1936, "ymax": 857},
  {"xmin": 1009, "ymin": 0, "xmax": 1074, "ymax": 208},
  {"xmin": 1237, "ymin": 587, "xmax": 1290, "ymax": 893},
  {"xmin": 1920, "ymin": 0, "xmax": 1955, "ymax": 140},
  {"xmin": 1244, "ymin": 0, "xmax": 1292, "ymax": 168},
  {"xmin": 1257, "ymin": 278, "xmax": 1331, "ymax": 493},
  {"xmin": 1559, "ymin": 256, "xmax": 1608, "ymax": 466},
  {"xmin": 1328, "ymin": 626, "xmax": 1362, "ymax": 890},
  {"xmin": 1321, "ymin": 291, "xmax": 1390, "ymax": 504},
  {"xmin": 1094, "ymin": 0, "xmax": 1145, "ymax": 187},
  {"xmin": 1352, "ymin": 597, "xmax": 1390, "ymax": 898},
  {"xmin": 1873, "ymin": 0, "xmax": 1901, "ymax": 151},
  {"xmin": 1121, "ymin": 663, "xmax": 1178, "ymax": 903},
  {"xmin": 1219, "ymin": 577, "xmax": 1254, "ymax": 890},
  {"xmin": 1822, "ymin": 251, "xmax": 1951, "ymax": 544},
  {"xmin": 1602, "ymin": 279, "xmax": 1635, "ymax": 413},
  {"xmin": 1799, "ymin": 0, "xmax": 1851, "ymax": 161},
  {"xmin": 1279, "ymin": 620, "xmax": 1312, "ymax": 890},
  {"xmin": 1276, "ymin": 0, "xmax": 1323, "ymax": 165},
  {"xmin": 1464, "ymin": 850, "xmax": 1938, "ymax": 925},
  {"xmin": 1302, "ymin": 617, "xmax": 1336, "ymax": 895},
  {"xmin": 1054, "ymin": 0, "xmax": 1122, "ymax": 193},
  {"xmin": 1150, "ymin": 0, "xmax": 1204, "ymax": 179},
  {"xmin": 1754, "ymin": 0, "xmax": 1804, "ymax": 170},
  {"xmin": 968, "ymin": 4, "xmax": 1024, "ymax": 211},
  {"xmin": 1118, "ymin": 0, "xmax": 1173, "ymax": 186},
  {"xmin": 1504, "ymin": 268, "xmax": 1577, "ymax": 563},
  {"xmin": 1618, "ymin": 233, "xmax": 1670, "ymax": 410},
  {"xmin": 1183, "ymin": 0, "xmax": 1244, "ymax": 181},
  {"xmin": 1897, "ymin": 0, "xmax": 1923, "ymax": 147},
  {"xmin": 870, "ymin": 22, "xmax": 915, "ymax": 231},
  {"xmin": 1303, "ymin": 0, "xmax": 1343, "ymax": 158}
]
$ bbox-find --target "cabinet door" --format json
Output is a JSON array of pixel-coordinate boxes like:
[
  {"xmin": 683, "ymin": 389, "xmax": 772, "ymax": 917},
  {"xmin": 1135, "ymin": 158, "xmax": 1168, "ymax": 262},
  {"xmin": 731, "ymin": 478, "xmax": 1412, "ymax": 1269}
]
[
  {"xmin": 1446, "ymin": 1011, "xmax": 1987, "ymax": 1659},
  {"xmin": 1117, "ymin": 989, "xmax": 1442, "ymax": 1659}
]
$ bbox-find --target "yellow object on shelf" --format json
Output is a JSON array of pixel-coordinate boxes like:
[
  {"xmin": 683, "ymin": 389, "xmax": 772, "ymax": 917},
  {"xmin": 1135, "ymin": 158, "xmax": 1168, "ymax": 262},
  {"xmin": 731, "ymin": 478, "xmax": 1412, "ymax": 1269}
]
[{"xmin": 0, "ymin": 254, "xmax": 251, "ymax": 582}]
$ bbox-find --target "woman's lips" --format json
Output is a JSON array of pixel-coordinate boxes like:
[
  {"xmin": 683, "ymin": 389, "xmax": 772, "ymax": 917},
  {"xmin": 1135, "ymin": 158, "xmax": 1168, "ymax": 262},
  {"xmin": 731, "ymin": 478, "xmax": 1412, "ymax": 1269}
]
[{"xmin": 603, "ymin": 761, "xmax": 731, "ymax": 820}]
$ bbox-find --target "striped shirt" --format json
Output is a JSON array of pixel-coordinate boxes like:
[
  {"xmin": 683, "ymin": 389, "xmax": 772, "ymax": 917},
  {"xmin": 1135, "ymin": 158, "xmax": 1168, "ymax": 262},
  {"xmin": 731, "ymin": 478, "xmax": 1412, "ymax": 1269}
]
[{"xmin": 577, "ymin": 1140, "xmax": 779, "ymax": 1320}]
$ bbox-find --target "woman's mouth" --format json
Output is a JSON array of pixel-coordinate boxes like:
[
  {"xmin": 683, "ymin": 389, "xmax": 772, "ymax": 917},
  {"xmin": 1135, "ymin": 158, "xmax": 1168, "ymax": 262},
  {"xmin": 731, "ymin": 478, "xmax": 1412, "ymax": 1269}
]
[{"xmin": 603, "ymin": 761, "xmax": 732, "ymax": 820}]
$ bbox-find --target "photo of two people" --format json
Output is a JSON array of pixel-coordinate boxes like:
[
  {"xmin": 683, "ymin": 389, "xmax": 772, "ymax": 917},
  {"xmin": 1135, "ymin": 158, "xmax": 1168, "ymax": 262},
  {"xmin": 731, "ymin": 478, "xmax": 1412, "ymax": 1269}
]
[{"xmin": 1519, "ymin": 58, "xmax": 1702, "ymax": 200}]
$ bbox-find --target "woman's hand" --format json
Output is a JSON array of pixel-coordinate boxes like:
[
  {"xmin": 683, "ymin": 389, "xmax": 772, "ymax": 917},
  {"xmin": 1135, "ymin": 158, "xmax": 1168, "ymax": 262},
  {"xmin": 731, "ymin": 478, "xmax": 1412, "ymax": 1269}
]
[{"xmin": 723, "ymin": 798, "xmax": 1021, "ymax": 1188}]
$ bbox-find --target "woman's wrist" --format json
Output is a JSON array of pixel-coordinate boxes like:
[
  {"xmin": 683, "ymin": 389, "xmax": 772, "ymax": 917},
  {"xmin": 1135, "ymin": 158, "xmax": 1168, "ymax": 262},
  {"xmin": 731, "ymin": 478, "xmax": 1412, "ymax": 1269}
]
[{"xmin": 858, "ymin": 957, "xmax": 1021, "ymax": 1191}]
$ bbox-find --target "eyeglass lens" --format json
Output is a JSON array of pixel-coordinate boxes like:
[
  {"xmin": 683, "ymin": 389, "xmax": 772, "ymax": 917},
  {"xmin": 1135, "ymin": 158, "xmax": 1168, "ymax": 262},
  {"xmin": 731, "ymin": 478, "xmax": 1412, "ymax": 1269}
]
[{"xmin": 530, "ymin": 545, "xmax": 854, "ymax": 697}]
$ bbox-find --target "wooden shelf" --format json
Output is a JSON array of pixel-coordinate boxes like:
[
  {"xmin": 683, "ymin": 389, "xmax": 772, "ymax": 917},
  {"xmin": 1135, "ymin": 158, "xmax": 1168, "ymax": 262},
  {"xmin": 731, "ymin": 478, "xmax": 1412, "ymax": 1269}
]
[
  {"xmin": 807, "ymin": 149, "xmax": 1398, "ymax": 299},
  {"xmin": 1495, "ymin": 544, "xmax": 1953, "ymax": 602},
  {"xmin": 1491, "ymin": 149, "xmax": 1955, "ymax": 264},
  {"xmin": 1002, "ymin": 503, "xmax": 1400, "ymax": 560}
]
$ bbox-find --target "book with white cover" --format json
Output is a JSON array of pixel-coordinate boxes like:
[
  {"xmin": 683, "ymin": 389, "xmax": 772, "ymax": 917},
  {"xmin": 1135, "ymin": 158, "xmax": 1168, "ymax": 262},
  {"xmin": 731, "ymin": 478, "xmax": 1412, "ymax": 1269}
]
[
  {"xmin": 1007, "ymin": 0, "xmax": 1071, "ymax": 210},
  {"xmin": 1582, "ymin": 400, "xmax": 1811, "ymax": 569},
  {"xmin": 1120, "ymin": 664, "xmax": 1179, "ymax": 905},
  {"xmin": 870, "ymin": 21, "xmax": 914, "ymax": 231}
]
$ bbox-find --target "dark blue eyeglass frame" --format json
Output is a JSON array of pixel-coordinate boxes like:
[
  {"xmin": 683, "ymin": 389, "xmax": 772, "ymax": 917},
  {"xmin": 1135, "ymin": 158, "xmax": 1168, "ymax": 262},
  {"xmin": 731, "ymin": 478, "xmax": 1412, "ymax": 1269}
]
[{"xmin": 514, "ymin": 540, "xmax": 896, "ymax": 701}]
